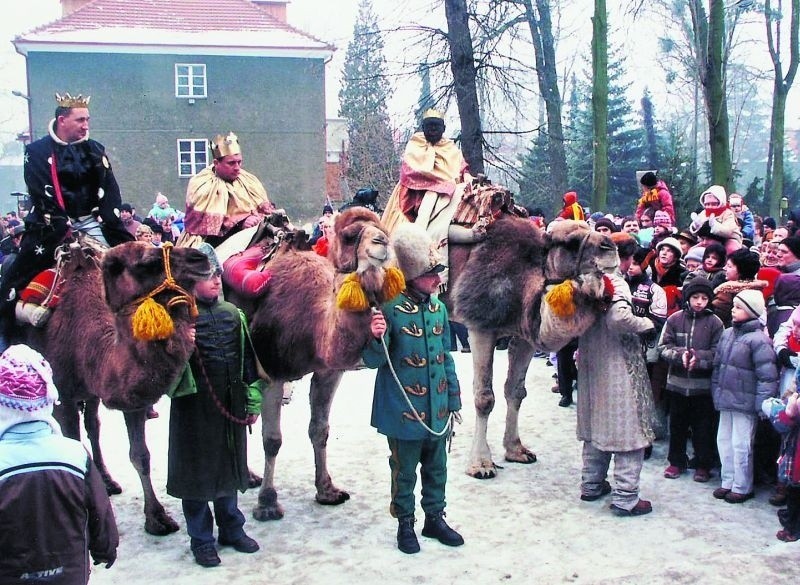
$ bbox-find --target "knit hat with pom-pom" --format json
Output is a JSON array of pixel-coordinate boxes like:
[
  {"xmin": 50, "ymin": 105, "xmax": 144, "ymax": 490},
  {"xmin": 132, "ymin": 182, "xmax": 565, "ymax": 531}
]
[{"xmin": 0, "ymin": 344, "xmax": 61, "ymax": 438}]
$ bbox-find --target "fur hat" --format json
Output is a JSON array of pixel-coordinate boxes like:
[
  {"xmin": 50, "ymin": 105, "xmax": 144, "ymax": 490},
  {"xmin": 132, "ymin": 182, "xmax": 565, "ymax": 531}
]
[
  {"xmin": 653, "ymin": 210, "xmax": 672, "ymax": 229},
  {"xmin": 120, "ymin": 203, "xmax": 133, "ymax": 213},
  {"xmin": 656, "ymin": 237, "xmax": 682, "ymax": 257},
  {"xmin": 734, "ymin": 289, "xmax": 766, "ymax": 320},
  {"xmin": 683, "ymin": 276, "xmax": 715, "ymax": 303},
  {"xmin": 763, "ymin": 217, "xmax": 777, "ymax": 231},
  {"xmin": 392, "ymin": 223, "xmax": 445, "ymax": 281},
  {"xmin": 0, "ymin": 345, "xmax": 61, "ymax": 438},
  {"xmin": 197, "ymin": 242, "xmax": 223, "ymax": 276},
  {"xmin": 610, "ymin": 232, "xmax": 637, "ymax": 259},
  {"xmin": 684, "ymin": 246, "xmax": 706, "ymax": 264}
]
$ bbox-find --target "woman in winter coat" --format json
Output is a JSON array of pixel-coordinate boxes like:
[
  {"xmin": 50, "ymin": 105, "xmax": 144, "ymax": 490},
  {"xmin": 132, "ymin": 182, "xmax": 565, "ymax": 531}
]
[
  {"xmin": 577, "ymin": 233, "xmax": 657, "ymax": 516},
  {"xmin": 712, "ymin": 248, "xmax": 768, "ymax": 327},
  {"xmin": 711, "ymin": 290, "xmax": 779, "ymax": 503}
]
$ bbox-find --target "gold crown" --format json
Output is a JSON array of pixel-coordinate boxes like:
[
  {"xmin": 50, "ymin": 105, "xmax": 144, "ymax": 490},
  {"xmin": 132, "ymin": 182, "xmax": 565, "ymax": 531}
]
[
  {"xmin": 211, "ymin": 132, "xmax": 241, "ymax": 158},
  {"xmin": 422, "ymin": 108, "xmax": 444, "ymax": 120},
  {"xmin": 55, "ymin": 93, "xmax": 91, "ymax": 108}
]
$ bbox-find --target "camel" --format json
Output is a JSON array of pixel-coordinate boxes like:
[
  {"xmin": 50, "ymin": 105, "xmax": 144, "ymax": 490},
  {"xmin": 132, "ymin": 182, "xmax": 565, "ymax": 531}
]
[
  {"xmin": 225, "ymin": 207, "xmax": 395, "ymax": 521},
  {"xmin": 21, "ymin": 239, "xmax": 211, "ymax": 534},
  {"xmin": 447, "ymin": 214, "xmax": 618, "ymax": 478}
]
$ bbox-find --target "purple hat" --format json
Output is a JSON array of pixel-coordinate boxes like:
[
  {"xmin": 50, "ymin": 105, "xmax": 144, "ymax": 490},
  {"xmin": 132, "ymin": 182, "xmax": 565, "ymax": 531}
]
[{"xmin": 0, "ymin": 345, "xmax": 60, "ymax": 438}]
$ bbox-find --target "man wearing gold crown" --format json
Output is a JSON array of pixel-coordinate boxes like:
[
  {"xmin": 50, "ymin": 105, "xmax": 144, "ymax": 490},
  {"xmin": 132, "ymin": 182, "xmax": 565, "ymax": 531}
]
[
  {"xmin": 177, "ymin": 132, "xmax": 274, "ymax": 248},
  {"xmin": 0, "ymin": 93, "xmax": 133, "ymax": 350}
]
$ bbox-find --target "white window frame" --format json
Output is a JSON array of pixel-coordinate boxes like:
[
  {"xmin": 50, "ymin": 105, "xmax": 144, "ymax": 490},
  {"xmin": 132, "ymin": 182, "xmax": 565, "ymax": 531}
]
[
  {"xmin": 175, "ymin": 63, "xmax": 207, "ymax": 98},
  {"xmin": 177, "ymin": 139, "xmax": 209, "ymax": 178}
]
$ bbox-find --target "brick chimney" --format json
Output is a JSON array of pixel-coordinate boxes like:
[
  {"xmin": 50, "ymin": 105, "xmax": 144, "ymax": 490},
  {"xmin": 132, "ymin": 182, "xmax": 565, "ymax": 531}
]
[
  {"xmin": 252, "ymin": 0, "xmax": 288, "ymax": 23},
  {"xmin": 61, "ymin": 0, "xmax": 93, "ymax": 16}
]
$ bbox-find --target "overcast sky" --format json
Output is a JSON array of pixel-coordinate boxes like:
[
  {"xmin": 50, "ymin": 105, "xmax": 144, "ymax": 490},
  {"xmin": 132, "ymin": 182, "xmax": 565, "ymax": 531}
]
[{"xmin": 1, "ymin": 0, "xmax": 796, "ymax": 152}]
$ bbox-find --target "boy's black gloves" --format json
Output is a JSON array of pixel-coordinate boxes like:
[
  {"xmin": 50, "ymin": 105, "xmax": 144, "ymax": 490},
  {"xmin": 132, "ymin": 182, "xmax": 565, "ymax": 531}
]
[{"xmin": 778, "ymin": 348, "xmax": 796, "ymax": 369}]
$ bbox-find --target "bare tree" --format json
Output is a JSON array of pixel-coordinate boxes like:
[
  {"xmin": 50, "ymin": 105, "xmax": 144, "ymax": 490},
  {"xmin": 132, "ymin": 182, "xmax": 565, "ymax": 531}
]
[
  {"xmin": 592, "ymin": 0, "xmax": 609, "ymax": 212},
  {"xmin": 444, "ymin": 0, "xmax": 485, "ymax": 174},
  {"xmin": 764, "ymin": 0, "xmax": 799, "ymax": 216}
]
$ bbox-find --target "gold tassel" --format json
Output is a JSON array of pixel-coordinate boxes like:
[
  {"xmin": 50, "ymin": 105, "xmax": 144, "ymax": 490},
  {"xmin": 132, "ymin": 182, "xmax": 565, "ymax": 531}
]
[
  {"xmin": 132, "ymin": 297, "xmax": 175, "ymax": 341},
  {"xmin": 381, "ymin": 267, "xmax": 405, "ymax": 301},
  {"xmin": 545, "ymin": 280, "xmax": 576, "ymax": 318},
  {"xmin": 336, "ymin": 273, "xmax": 369, "ymax": 312}
]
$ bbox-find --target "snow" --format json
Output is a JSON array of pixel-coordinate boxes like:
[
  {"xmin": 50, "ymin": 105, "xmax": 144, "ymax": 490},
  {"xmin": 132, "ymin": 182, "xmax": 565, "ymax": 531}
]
[{"xmin": 88, "ymin": 351, "xmax": 790, "ymax": 585}]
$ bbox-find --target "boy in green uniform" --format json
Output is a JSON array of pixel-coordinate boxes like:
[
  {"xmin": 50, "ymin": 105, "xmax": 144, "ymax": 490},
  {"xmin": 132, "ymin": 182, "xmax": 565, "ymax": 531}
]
[{"xmin": 363, "ymin": 222, "xmax": 464, "ymax": 554}]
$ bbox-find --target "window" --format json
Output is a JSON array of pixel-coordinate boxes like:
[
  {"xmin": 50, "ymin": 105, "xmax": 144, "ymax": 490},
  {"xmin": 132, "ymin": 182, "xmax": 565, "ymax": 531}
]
[
  {"xmin": 177, "ymin": 139, "xmax": 209, "ymax": 177},
  {"xmin": 175, "ymin": 64, "xmax": 207, "ymax": 98}
]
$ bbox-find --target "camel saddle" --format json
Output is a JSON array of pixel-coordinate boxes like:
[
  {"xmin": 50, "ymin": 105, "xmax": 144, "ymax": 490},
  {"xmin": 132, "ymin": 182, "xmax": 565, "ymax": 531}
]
[
  {"xmin": 15, "ymin": 268, "xmax": 62, "ymax": 328},
  {"xmin": 215, "ymin": 211, "xmax": 293, "ymax": 298}
]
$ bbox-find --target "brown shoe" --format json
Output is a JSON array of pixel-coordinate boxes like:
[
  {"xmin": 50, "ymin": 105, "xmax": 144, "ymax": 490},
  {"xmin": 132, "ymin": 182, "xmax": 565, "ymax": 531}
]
[
  {"xmin": 610, "ymin": 499, "xmax": 652, "ymax": 517},
  {"xmin": 770, "ymin": 484, "xmax": 788, "ymax": 507},
  {"xmin": 712, "ymin": 487, "xmax": 731, "ymax": 500},
  {"xmin": 724, "ymin": 491, "xmax": 754, "ymax": 504},
  {"xmin": 777, "ymin": 529, "xmax": 800, "ymax": 542},
  {"xmin": 693, "ymin": 468, "xmax": 711, "ymax": 483}
]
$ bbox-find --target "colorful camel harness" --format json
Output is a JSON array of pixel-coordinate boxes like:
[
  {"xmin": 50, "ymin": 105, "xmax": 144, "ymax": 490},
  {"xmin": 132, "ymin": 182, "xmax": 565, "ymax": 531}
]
[{"xmin": 130, "ymin": 243, "xmax": 199, "ymax": 341}]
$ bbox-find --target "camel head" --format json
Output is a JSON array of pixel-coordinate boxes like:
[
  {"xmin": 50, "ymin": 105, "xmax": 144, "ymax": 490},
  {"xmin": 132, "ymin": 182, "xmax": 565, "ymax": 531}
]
[
  {"xmin": 101, "ymin": 242, "xmax": 211, "ymax": 318},
  {"xmin": 329, "ymin": 207, "xmax": 391, "ymax": 293},
  {"xmin": 545, "ymin": 220, "xmax": 618, "ymax": 300}
]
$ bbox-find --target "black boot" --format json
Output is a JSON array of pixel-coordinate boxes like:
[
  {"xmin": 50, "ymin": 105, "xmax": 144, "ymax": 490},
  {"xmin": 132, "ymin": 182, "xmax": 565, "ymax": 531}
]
[
  {"xmin": 396, "ymin": 516, "xmax": 420, "ymax": 554},
  {"xmin": 421, "ymin": 511, "xmax": 464, "ymax": 546}
]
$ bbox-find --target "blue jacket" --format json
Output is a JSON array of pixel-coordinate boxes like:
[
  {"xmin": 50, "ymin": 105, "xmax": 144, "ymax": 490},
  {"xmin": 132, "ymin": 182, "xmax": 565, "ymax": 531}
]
[
  {"xmin": 711, "ymin": 318, "xmax": 779, "ymax": 414},
  {"xmin": 363, "ymin": 290, "xmax": 461, "ymax": 440}
]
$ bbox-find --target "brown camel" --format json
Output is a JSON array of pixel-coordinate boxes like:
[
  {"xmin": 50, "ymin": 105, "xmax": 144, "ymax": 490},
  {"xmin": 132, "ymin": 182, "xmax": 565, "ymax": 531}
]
[
  {"xmin": 226, "ymin": 207, "xmax": 394, "ymax": 521},
  {"xmin": 447, "ymin": 215, "xmax": 618, "ymax": 479},
  {"xmin": 22, "ymin": 239, "xmax": 210, "ymax": 534}
]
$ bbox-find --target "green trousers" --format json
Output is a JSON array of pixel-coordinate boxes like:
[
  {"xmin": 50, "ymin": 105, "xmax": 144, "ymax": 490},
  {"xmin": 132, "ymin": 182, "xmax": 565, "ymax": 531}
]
[{"xmin": 387, "ymin": 436, "xmax": 448, "ymax": 519}]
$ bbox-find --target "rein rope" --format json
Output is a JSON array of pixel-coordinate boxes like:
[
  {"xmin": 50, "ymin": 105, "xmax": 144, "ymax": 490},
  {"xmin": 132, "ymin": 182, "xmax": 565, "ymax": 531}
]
[
  {"xmin": 372, "ymin": 309, "xmax": 454, "ymax": 439},
  {"xmin": 194, "ymin": 348, "xmax": 252, "ymax": 426},
  {"xmin": 131, "ymin": 243, "xmax": 199, "ymax": 319},
  {"xmin": 544, "ymin": 231, "xmax": 592, "ymax": 287}
]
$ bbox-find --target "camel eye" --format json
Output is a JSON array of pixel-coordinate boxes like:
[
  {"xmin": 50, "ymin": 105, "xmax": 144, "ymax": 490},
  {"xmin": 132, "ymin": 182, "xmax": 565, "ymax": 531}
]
[{"xmin": 599, "ymin": 243, "xmax": 615, "ymax": 251}]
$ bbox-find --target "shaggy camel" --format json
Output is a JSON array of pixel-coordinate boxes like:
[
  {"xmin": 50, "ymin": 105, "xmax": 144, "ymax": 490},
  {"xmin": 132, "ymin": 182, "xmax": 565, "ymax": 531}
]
[
  {"xmin": 226, "ymin": 207, "xmax": 394, "ymax": 521},
  {"xmin": 22, "ymin": 239, "xmax": 211, "ymax": 534},
  {"xmin": 448, "ymin": 216, "xmax": 618, "ymax": 479}
]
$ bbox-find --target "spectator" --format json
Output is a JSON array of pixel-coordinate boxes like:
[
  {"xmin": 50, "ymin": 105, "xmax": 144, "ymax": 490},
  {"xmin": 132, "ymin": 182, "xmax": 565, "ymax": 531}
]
[
  {"xmin": 711, "ymin": 290, "xmax": 779, "ymax": 503},
  {"xmin": 0, "ymin": 344, "xmax": 118, "ymax": 583},
  {"xmin": 712, "ymin": 248, "xmax": 767, "ymax": 327},
  {"xmin": 635, "ymin": 172, "xmax": 675, "ymax": 224},
  {"xmin": 689, "ymin": 185, "xmax": 743, "ymax": 255},
  {"xmin": 593, "ymin": 217, "xmax": 618, "ymax": 235},
  {"xmin": 558, "ymin": 191, "xmax": 585, "ymax": 221},
  {"xmin": 729, "ymin": 194, "xmax": 755, "ymax": 242},
  {"xmin": 119, "ymin": 203, "xmax": 141, "ymax": 238}
]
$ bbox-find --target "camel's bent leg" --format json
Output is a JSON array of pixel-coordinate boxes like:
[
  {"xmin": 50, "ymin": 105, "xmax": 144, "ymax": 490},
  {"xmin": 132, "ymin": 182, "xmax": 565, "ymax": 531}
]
[
  {"xmin": 503, "ymin": 337, "xmax": 537, "ymax": 464},
  {"xmin": 123, "ymin": 410, "xmax": 179, "ymax": 535},
  {"xmin": 467, "ymin": 329, "xmax": 499, "ymax": 479},
  {"xmin": 308, "ymin": 370, "xmax": 349, "ymax": 505},
  {"xmin": 254, "ymin": 379, "xmax": 285, "ymax": 521},
  {"xmin": 83, "ymin": 397, "xmax": 123, "ymax": 495}
]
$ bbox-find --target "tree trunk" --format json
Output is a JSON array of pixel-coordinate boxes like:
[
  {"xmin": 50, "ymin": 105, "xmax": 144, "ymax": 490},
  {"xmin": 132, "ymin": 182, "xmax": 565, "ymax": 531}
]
[
  {"xmin": 591, "ymin": 0, "xmax": 608, "ymax": 212},
  {"xmin": 444, "ymin": 0, "xmax": 485, "ymax": 174},
  {"xmin": 764, "ymin": 0, "xmax": 799, "ymax": 217},
  {"xmin": 522, "ymin": 0, "xmax": 568, "ymax": 205},
  {"xmin": 705, "ymin": 0, "xmax": 734, "ymax": 191}
]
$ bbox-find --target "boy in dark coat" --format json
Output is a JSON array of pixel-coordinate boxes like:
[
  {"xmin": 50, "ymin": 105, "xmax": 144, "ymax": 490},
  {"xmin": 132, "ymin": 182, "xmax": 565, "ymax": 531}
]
[
  {"xmin": 167, "ymin": 244, "xmax": 263, "ymax": 567},
  {"xmin": 658, "ymin": 277, "xmax": 725, "ymax": 483},
  {"xmin": 364, "ymin": 222, "xmax": 463, "ymax": 554}
]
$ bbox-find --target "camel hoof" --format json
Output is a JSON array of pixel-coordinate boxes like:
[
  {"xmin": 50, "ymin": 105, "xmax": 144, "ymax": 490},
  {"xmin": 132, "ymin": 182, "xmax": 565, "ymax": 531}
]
[
  {"xmin": 253, "ymin": 488, "xmax": 284, "ymax": 521},
  {"xmin": 144, "ymin": 513, "xmax": 180, "ymax": 536},
  {"xmin": 466, "ymin": 461, "xmax": 501, "ymax": 480},
  {"xmin": 316, "ymin": 490, "xmax": 351, "ymax": 506},
  {"xmin": 505, "ymin": 451, "xmax": 538, "ymax": 464},
  {"xmin": 253, "ymin": 505, "xmax": 284, "ymax": 522},
  {"xmin": 104, "ymin": 479, "xmax": 123, "ymax": 496}
]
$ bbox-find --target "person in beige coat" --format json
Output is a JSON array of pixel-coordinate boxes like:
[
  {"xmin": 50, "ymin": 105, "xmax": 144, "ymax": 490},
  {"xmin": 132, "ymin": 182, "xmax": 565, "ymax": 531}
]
[{"xmin": 576, "ymin": 232, "xmax": 657, "ymax": 516}]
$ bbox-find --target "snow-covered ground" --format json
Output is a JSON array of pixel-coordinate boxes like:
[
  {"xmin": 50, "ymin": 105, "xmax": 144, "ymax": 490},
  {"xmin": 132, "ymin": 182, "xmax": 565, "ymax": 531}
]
[{"xmin": 88, "ymin": 351, "xmax": 792, "ymax": 585}]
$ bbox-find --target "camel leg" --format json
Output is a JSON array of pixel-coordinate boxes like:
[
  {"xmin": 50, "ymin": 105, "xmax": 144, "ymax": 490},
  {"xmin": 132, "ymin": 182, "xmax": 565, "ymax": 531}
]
[
  {"xmin": 466, "ymin": 329, "xmax": 499, "ymax": 479},
  {"xmin": 308, "ymin": 370, "xmax": 350, "ymax": 506},
  {"xmin": 83, "ymin": 397, "xmax": 123, "ymax": 495},
  {"xmin": 123, "ymin": 409, "xmax": 179, "ymax": 536},
  {"xmin": 254, "ymin": 379, "xmax": 285, "ymax": 521},
  {"xmin": 503, "ymin": 337, "xmax": 537, "ymax": 464}
]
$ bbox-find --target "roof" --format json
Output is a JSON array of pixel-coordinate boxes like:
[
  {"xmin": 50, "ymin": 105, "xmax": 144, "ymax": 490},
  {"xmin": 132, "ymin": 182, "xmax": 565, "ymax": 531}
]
[{"xmin": 14, "ymin": 0, "xmax": 334, "ymax": 59}]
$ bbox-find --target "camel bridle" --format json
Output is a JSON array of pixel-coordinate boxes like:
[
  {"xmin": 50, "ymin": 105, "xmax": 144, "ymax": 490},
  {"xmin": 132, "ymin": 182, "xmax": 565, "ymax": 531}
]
[
  {"xmin": 544, "ymin": 231, "xmax": 592, "ymax": 286},
  {"xmin": 131, "ymin": 243, "xmax": 199, "ymax": 319}
]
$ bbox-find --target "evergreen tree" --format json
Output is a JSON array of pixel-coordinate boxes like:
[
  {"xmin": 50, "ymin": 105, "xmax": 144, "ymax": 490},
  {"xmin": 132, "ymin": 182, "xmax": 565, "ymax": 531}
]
[
  {"xmin": 565, "ymin": 52, "xmax": 646, "ymax": 215},
  {"xmin": 338, "ymin": 0, "xmax": 399, "ymax": 204},
  {"xmin": 517, "ymin": 129, "xmax": 553, "ymax": 213},
  {"xmin": 641, "ymin": 89, "xmax": 660, "ymax": 169}
]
